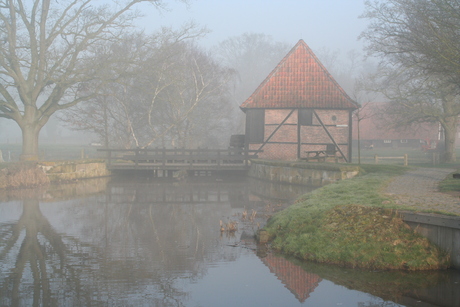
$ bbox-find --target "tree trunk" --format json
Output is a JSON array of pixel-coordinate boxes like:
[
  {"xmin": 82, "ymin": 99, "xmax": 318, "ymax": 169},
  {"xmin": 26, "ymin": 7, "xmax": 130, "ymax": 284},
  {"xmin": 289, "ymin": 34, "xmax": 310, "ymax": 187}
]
[
  {"xmin": 20, "ymin": 124, "xmax": 40, "ymax": 161},
  {"xmin": 442, "ymin": 117, "xmax": 457, "ymax": 163}
]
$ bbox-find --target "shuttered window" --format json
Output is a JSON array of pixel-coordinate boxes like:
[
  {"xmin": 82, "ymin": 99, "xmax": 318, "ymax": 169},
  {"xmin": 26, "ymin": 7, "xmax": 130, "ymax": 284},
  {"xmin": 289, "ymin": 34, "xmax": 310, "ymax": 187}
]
[
  {"xmin": 299, "ymin": 109, "xmax": 313, "ymax": 126},
  {"xmin": 246, "ymin": 109, "xmax": 264, "ymax": 143}
]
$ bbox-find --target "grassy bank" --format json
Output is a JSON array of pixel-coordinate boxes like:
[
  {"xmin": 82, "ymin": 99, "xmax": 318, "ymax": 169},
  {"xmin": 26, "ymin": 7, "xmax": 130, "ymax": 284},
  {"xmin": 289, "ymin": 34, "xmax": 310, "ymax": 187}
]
[
  {"xmin": 0, "ymin": 162, "xmax": 50, "ymax": 189},
  {"xmin": 262, "ymin": 164, "xmax": 451, "ymax": 270},
  {"xmin": 0, "ymin": 159, "xmax": 109, "ymax": 189}
]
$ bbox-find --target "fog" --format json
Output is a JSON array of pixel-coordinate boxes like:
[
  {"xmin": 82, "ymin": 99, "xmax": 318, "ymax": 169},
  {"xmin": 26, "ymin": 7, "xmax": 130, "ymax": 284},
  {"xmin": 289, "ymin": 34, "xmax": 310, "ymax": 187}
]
[
  {"xmin": 0, "ymin": 115, "xmax": 94, "ymax": 145},
  {"xmin": 139, "ymin": 0, "xmax": 368, "ymax": 52},
  {"xmin": 0, "ymin": 0, "xmax": 370, "ymax": 146}
]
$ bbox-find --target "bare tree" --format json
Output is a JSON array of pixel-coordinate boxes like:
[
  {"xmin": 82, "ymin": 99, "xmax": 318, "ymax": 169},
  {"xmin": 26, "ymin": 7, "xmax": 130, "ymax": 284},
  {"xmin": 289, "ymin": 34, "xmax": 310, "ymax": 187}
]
[
  {"xmin": 360, "ymin": 0, "xmax": 460, "ymax": 162},
  {"xmin": 0, "ymin": 0, "xmax": 178, "ymax": 160},
  {"xmin": 373, "ymin": 69, "xmax": 460, "ymax": 161},
  {"xmin": 63, "ymin": 28, "xmax": 234, "ymax": 149}
]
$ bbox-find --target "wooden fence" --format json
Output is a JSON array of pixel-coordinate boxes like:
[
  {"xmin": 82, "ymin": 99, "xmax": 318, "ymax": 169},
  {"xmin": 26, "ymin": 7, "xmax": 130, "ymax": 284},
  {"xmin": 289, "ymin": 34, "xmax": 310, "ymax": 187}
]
[
  {"xmin": 374, "ymin": 154, "xmax": 408, "ymax": 166},
  {"xmin": 98, "ymin": 148, "xmax": 261, "ymax": 173}
]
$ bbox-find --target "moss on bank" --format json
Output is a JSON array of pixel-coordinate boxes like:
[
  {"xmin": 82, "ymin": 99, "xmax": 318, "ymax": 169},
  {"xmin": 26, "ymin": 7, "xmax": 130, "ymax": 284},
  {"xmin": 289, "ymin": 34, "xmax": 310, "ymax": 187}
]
[{"xmin": 262, "ymin": 164, "xmax": 451, "ymax": 270}]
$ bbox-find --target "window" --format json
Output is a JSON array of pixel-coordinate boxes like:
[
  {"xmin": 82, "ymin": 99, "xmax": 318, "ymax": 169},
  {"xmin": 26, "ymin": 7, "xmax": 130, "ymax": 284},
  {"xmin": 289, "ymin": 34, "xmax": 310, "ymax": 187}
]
[
  {"xmin": 384, "ymin": 140, "xmax": 391, "ymax": 143},
  {"xmin": 246, "ymin": 109, "xmax": 264, "ymax": 143},
  {"xmin": 299, "ymin": 109, "xmax": 313, "ymax": 126},
  {"xmin": 400, "ymin": 139, "xmax": 408, "ymax": 143}
]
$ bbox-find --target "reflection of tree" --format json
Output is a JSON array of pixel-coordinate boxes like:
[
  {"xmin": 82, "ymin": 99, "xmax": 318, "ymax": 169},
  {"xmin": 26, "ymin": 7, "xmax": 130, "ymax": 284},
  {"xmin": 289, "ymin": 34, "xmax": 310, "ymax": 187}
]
[
  {"xmin": 0, "ymin": 197, "xmax": 195, "ymax": 306},
  {"xmin": 0, "ymin": 179, "xmax": 256, "ymax": 305},
  {"xmin": 0, "ymin": 199, "xmax": 75, "ymax": 306}
]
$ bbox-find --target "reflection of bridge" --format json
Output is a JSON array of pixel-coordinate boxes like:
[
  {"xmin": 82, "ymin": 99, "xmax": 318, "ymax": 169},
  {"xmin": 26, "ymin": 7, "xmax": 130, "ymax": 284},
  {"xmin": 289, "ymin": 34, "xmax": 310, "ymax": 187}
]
[
  {"xmin": 105, "ymin": 178, "xmax": 254, "ymax": 208},
  {"xmin": 98, "ymin": 148, "xmax": 260, "ymax": 175},
  {"xmin": 104, "ymin": 175, "xmax": 318, "ymax": 208}
]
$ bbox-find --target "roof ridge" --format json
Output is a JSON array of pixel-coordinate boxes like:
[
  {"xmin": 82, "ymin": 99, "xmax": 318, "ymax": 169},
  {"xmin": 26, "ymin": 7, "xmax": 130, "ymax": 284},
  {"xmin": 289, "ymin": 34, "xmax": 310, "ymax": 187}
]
[{"xmin": 244, "ymin": 40, "xmax": 305, "ymax": 104}]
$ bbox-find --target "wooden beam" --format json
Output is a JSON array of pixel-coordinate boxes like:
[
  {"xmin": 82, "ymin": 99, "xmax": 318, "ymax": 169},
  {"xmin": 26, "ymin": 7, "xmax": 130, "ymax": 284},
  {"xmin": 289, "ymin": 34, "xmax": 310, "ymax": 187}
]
[
  {"xmin": 297, "ymin": 109, "xmax": 301, "ymax": 159},
  {"xmin": 348, "ymin": 110, "xmax": 353, "ymax": 163},
  {"xmin": 257, "ymin": 109, "xmax": 295, "ymax": 152},
  {"xmin": 312, "ymin": 110, "xmax": 348, "ymax": 162}
]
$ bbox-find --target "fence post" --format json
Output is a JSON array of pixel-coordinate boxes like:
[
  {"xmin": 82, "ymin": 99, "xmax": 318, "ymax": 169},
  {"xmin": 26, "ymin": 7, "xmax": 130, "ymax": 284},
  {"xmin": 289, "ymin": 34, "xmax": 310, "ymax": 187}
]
[
  {"xmin": 404, "ymin": 154, "xmax": 408, "ymax": 166},
  {"xmin": 374, "ymin": 154, "xmax": 379, "ymax": 164}
]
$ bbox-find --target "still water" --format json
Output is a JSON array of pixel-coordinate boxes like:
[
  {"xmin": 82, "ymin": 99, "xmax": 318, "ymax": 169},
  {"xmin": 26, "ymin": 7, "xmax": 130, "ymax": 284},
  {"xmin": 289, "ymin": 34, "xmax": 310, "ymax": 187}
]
[{"xmin": 0, "ymin": 175, "xmax": 459, "ymax": 307}]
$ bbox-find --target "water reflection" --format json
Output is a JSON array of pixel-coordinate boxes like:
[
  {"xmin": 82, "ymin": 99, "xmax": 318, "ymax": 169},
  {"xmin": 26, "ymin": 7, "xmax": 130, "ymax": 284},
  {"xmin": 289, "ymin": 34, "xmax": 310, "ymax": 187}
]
[
  {"xmin": 0, "ymin": 176, "xmax": 459, "ymax": 306},
  {"xmin": 262, "ymin": 252, "xmax": 460, "ymax": 307},
  {"xmin": 260, "ymin": 253, "xmax": 322, "ymax": 303}
]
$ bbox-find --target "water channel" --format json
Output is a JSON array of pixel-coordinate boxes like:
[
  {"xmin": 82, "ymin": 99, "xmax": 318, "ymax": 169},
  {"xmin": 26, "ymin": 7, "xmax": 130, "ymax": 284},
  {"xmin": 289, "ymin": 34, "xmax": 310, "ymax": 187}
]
[{"xmin": 0, "ymin": 174, "xmax": 459, "ymax": 306}]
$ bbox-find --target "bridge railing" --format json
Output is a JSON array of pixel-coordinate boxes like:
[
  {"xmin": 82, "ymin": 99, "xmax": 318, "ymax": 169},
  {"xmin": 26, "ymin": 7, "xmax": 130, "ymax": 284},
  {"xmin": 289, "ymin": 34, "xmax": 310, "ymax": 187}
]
[{"xmin": 97, "ymin": 148, "xmax": 261, "ymax": 170}]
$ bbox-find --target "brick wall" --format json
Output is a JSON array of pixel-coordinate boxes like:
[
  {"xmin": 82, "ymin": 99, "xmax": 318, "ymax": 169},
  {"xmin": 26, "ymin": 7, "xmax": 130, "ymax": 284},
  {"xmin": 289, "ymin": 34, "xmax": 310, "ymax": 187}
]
[{"xmin": 253, "ymin": 108, "xmax": 351, "ymax": 161}]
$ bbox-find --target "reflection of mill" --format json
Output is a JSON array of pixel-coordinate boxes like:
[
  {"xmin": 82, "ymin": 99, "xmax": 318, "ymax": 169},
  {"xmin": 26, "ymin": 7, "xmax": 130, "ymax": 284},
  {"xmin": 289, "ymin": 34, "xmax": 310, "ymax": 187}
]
[{"xmin": 260, "ymin": 253, "xmax": 322, "ymax": 303}]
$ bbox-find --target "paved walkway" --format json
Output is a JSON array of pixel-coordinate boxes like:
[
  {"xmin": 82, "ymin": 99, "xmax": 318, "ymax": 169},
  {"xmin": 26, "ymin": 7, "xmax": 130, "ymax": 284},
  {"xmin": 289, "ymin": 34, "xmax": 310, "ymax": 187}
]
[{"xmin": 384, "ymin": 167, "xmax": 460, "ymax": 215}]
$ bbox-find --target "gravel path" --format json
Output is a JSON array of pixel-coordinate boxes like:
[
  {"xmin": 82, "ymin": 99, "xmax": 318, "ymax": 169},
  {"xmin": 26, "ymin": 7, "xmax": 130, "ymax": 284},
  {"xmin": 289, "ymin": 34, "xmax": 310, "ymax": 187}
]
[{"xmin": 384, "ymin": 167, "xmax": 460, "ymax": 215}]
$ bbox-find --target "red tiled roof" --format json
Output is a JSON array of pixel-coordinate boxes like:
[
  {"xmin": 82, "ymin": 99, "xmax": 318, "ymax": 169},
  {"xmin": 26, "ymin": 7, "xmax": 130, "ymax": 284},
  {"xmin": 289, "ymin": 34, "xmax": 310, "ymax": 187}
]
[{"xmin": 240, "ymin": 39, "xmax": 358, "ymax": 110}]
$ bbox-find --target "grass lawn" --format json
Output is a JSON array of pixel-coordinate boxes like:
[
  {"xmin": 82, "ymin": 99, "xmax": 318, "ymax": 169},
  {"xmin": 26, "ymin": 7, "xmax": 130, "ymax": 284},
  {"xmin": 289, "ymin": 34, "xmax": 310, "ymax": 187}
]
[{"xmin": 262, "ymin": 164, "xmax": 452, "ymax": 270}]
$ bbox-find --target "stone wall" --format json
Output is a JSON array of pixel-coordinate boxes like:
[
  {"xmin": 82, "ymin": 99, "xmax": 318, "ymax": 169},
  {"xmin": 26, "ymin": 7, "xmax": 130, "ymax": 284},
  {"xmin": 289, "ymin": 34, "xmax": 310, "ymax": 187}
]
[
  {"xmin": 248, "ymin": 159, "xmax": 360, "ymax": 186},
  {"xmin": 39, "ymin": 160, "xmax": 111, "ymax": 182},
  {"xmin": 0, "ymin": 160, "xmax": 111, "ymax": 189}
]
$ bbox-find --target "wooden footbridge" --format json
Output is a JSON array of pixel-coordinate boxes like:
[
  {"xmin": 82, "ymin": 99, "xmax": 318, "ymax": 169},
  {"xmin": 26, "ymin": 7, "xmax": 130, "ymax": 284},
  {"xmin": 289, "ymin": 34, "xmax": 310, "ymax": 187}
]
[{"xmin": 98, "ymin": 147, "xmax": 260, "ymax": 176}]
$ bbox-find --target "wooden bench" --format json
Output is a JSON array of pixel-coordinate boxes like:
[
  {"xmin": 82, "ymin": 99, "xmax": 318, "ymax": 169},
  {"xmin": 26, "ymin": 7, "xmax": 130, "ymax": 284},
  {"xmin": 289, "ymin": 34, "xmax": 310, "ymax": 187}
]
[
  {"xmin": 303, "ymin": 151, "xmax": 327, "ymax": 162},
  {"xmin": 302, "ymin": 150, "xmax": 337, "ymax": 162}
]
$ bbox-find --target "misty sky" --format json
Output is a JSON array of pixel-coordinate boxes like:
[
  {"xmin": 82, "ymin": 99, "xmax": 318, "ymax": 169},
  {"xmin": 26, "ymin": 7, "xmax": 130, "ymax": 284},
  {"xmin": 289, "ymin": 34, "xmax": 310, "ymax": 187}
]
[
  {"xmin": 141, "ymin": 0, "xmax": 368, "ymax": 52},
  {"xmin": 1, "ymin": 0, "xmax": 369, "ymax": 144}
]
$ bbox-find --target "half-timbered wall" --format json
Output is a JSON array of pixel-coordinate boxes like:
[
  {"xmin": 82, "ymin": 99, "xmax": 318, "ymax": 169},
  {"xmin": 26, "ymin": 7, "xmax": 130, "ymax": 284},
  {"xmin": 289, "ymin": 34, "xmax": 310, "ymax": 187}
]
[{"xmin": 249, "ymin": 108, "xmax": 351, "ymax": 161}]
